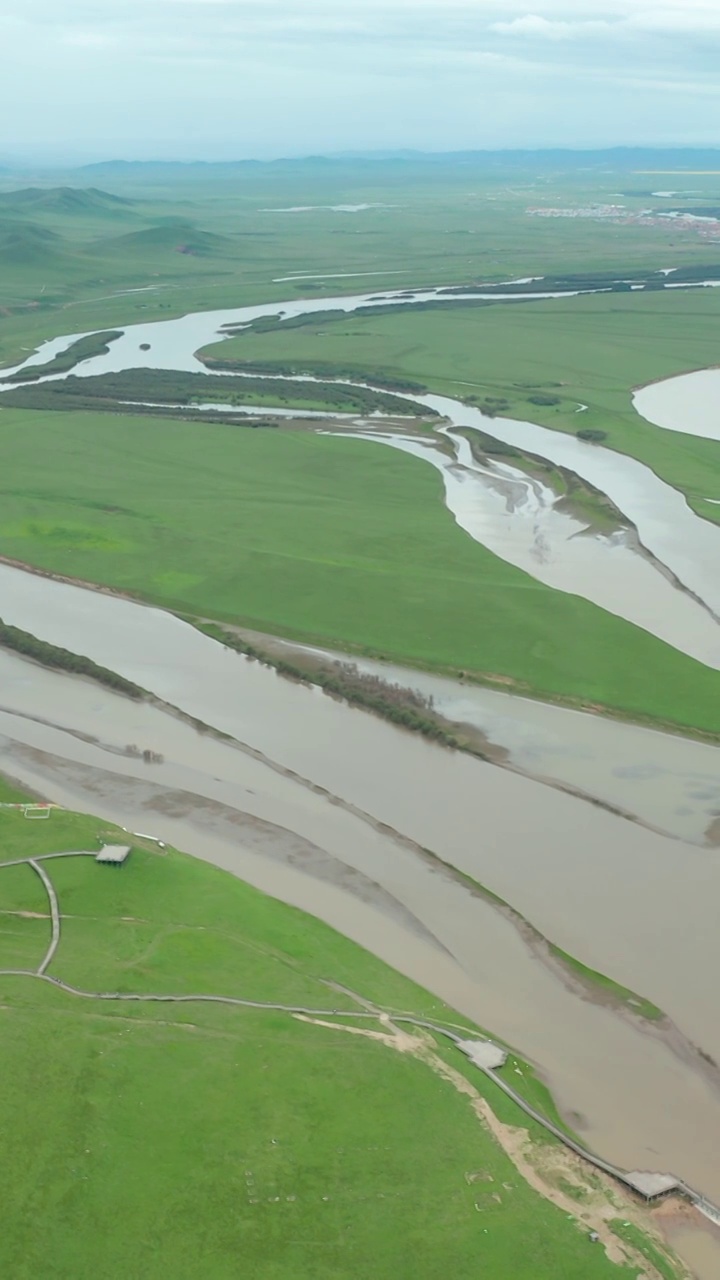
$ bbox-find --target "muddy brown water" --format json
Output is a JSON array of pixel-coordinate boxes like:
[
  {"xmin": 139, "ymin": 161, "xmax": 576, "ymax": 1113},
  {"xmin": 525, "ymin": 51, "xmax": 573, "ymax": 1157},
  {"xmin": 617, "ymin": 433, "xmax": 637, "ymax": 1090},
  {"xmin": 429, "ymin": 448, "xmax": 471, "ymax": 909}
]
[
  {"xmin": 265, "ymin": 637, "xmax": 720, "ymax": 845},
  {"xmin": 664, "ymin": 1223, "xmax": 720, "ymax": 1280},
  {"xmin": 1, "ymin": 611, "xmax": 720, "ymax": 1209}
]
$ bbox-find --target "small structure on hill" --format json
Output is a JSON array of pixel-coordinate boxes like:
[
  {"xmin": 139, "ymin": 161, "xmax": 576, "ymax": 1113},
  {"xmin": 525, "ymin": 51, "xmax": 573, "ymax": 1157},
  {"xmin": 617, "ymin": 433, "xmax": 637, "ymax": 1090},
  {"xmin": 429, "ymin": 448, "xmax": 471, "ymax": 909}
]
[
  {"xmin": 623, "ymin": 1171, "xmax": 680, "ymax": 1202},
  {"xmin": 456, "ymin": 1039, "xmax": 508, "ymax": 1070},
  {"xmin": 96, "ymin": 844, "xmax": 131, "ymax": 867}
]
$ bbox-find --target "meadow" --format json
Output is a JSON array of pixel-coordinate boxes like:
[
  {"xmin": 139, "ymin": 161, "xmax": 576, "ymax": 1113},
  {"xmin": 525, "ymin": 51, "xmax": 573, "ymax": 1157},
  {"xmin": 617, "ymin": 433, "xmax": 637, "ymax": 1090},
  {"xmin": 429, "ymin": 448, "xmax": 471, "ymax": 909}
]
[
  {"xmin": 1, "ymin": 158, "xmax": 720, "ymax": 735},
  {"xmin": 1, "ymin": 406, "xmax": 720, "ymax": 734},
  {"xmin": 0, "ymin": 782, "xmax": 678, "ymax": 1279},
  {"xmin": 202, "ymin": 286, "xmax": 720, "ymax": 521}
]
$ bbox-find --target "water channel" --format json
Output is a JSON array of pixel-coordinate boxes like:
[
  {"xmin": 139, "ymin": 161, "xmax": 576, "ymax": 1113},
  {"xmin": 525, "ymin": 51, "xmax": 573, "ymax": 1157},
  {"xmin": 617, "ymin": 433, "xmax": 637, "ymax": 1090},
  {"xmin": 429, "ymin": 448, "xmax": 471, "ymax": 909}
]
[
  {"xmin": 3, "ymin": 281, "xmax": 720, "ymax": 669},
  {"xmin": 1, "ymin": 563, "xmax": 720, "ymax": 1204},
  {"xmin": 634, "ymin": 369, "xmax": 720, "ymax": 445}
]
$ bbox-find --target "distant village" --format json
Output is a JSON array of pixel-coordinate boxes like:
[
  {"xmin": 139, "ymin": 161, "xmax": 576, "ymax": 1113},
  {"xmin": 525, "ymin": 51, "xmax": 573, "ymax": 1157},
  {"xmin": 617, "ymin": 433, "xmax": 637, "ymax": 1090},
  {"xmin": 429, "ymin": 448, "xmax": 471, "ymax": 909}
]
[{"xmin": 526, "ymin": 203, "xmax": 720, "ymax": 240}]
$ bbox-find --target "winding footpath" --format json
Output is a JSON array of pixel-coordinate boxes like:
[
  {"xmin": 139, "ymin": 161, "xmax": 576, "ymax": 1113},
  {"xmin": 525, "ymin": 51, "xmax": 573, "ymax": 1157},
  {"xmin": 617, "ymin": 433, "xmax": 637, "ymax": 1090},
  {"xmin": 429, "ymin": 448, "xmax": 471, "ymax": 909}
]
[{"xmin": 1, "ymin": 848, "xmax": 719, "ymax": 1231}]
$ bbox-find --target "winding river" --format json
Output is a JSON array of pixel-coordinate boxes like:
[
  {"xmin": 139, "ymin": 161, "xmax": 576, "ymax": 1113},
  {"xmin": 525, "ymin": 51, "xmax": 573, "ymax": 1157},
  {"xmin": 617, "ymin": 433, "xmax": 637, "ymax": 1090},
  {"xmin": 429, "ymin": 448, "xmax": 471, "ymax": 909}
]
[
  {"xmin": 2, "ymin": 287, "xmax": 720, "ymax": 1218},
  {"xmin": 3, "ymin": 282, "xmax": 720, "ymax": 669}
]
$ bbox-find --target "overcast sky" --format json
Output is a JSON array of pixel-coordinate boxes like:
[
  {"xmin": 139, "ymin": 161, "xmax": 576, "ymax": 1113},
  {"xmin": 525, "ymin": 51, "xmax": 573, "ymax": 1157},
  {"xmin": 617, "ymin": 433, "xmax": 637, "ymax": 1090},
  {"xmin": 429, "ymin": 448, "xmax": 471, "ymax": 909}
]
[{"xmin": 3, "ymin": 0, "xmax": 720, "ymax": 162}]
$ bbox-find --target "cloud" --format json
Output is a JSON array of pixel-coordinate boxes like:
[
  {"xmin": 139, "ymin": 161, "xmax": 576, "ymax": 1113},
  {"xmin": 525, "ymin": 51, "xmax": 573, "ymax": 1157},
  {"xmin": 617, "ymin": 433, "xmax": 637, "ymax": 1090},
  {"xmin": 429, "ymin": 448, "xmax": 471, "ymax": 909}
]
[
  {"xmin": 490, "ymin": 15, "xmax": 610, "ymax": 39},
  {"xmin": 625, "ymin": 8, "xmax": 720, "ymax": 32},
  {"xmin": 61, "ymin": 30, "xmax": 114, "ymax": 47},
  {"xmin": 3, "ymin": 0, "xmax": 720, "ymax": 160},
  {"xmin": 490, "ymin": 3, "xmax": 720, "ymax": 39}
]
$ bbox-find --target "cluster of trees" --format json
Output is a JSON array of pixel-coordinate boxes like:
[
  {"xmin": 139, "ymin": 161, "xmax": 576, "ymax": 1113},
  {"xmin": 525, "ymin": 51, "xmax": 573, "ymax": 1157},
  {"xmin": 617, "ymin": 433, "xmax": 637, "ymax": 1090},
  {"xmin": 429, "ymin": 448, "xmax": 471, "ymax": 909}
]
[
  {"xmin": 0, "ymin": 616, "xmax": 144, "ymax": 698},
  {"xmin": 2, "ymin": 331, "xmax": 122, "ymax": 384},
  {"xmin": 3, "ymin": 366, "xmax": 427, "ymax": 418},
  {"xmin": 203, "ymin": 353, "xmax": 427, "ymax": 396},
  {"xmin": 576, "ymin": 428, "xmax": 608, "ymax": 443},
  {"xmin": 199, "ymin": 624, "xmax": 481, "ymax": 753},
  {"xmin": 527, "ymin": 393, "xmax": 562, "ymax": 407}
]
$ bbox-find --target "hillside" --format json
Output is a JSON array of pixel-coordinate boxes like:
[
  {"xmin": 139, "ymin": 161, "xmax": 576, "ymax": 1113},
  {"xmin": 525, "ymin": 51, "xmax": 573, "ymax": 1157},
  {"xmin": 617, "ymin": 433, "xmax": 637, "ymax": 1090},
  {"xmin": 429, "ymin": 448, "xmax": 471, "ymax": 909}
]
[
  {"xmin": 95, "ymin": 219, "xmax": 233, "ymax": 257},
  {"xmin": 0, "ymin": 219, "xmax": 63, "ymax": 266},
  {"xmin": 0, "ymin": 186, "xmax": 134, "ymax": 216},
  {"xmin": 0, "ymin": 782, "xmax": 677, "ymax": 1279}
]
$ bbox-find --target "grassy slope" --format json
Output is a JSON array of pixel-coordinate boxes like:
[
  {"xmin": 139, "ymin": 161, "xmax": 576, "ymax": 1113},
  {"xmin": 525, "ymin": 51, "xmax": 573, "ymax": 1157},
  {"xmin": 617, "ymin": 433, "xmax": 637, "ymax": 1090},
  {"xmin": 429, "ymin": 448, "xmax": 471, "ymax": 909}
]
[
  {"xmin": 203, "ymin": 287, "xmax": 720, "ymax": 520},
  {"xmin": 0, "ymin": 800, "xmax": 655, "ymax": 1280},
  {"xmin": 0, "ymin": 406, "xmax": 719, "ymax": 732}
]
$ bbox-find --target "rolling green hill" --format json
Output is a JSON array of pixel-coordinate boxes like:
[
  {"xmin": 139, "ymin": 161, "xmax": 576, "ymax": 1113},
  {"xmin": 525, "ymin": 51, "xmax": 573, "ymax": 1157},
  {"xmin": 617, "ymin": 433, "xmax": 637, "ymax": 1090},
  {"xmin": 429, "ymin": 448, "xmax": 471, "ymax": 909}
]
[
  {"xmin": 0, "ymin": 186, "xmax": 134, "ymax": 217},
  {"xmin": 0, "ymin": 220, "xmax": 63, "ymax": 266},
  {"xmin": 0, "ymin": 784, "xmax": 679, "ymax": 1279},
  {"xmin": 95, "ymin": 220, "xmax": 233, "ymax": 257}
]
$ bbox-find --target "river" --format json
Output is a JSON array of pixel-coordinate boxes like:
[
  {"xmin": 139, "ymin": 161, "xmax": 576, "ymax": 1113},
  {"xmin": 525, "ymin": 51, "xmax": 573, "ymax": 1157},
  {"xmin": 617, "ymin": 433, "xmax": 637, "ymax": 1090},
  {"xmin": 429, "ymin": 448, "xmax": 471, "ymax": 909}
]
[
  {"xmin": 1, "ymin": 565, "xmax": 720, "ymax": 1207},
  {"xmin": 2, "ymin": 288, "xmax": 720, "ymax": 1222},
  {"xmin": 279, "ymin": 638, "xmax": 720, "ymax": 845},
  {"xmin": 634, "ymin": 368, "xmax": 720, "ymax": 445},
  {"xmin": 3, "ymin": 282, "xmax": 720, "ymax": 669}
]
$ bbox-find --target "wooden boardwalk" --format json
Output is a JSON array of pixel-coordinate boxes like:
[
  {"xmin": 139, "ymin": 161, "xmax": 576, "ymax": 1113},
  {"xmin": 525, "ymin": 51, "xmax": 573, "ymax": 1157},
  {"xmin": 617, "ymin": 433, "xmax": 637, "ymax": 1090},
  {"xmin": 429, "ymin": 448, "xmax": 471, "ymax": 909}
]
[{"xmin": 2, "ymin": 847, "xmax": 720, "ymax": 1227}]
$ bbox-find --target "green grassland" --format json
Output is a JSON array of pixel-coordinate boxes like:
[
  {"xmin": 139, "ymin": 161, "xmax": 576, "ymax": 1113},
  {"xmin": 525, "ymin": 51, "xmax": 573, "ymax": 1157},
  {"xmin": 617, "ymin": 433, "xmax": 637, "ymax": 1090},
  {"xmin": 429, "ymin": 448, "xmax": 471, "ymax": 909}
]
[
  {"xmin": 202, "ymin": 287, "xmax": 720, "ymax": 520},
  {"xmin": 0, "ymin": 795, "xmax": 677, "ymax": 1279},
  {"xmin": 2, "ymin": 156, "xmax": 720, "ymax": 371},
  {"xmin": 1, "ymin": 405, "xmax": 720, "ymax": 733},
  {"xmin": 1, "ymin": 161, "xmax": 720, "ymax": 735}
]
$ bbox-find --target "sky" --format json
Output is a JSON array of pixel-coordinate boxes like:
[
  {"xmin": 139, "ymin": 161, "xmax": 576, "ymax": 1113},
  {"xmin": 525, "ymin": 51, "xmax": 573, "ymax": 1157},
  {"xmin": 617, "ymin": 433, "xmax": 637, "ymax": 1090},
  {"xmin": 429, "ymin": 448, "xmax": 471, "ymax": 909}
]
[{"xmin": 2, "ymin": 0, "xmax": 720, "ymax": 162}]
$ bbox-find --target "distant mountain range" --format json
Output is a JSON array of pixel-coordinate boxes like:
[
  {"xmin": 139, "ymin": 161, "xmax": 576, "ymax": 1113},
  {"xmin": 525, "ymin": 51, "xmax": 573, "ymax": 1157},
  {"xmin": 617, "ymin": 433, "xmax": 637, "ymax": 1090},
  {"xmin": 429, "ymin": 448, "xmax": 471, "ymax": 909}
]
[{"xmin": 71, "ymin": 148, "xmax": 720, "ymax": 174}]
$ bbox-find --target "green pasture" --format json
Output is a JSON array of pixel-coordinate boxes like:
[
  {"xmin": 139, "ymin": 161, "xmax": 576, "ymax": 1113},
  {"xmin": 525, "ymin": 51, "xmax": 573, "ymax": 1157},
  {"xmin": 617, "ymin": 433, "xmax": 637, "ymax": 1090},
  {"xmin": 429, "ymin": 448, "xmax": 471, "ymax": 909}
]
[
  {"xmin": 0, "ymin": 798, "xmax": 674, "ymax": 1279},
  {"xmin": 0, "ymin": 406, "xmax": 719, "ymax": 733},
  {"xmin": 1, "ymin": 158, "xmax": 718, "ymax": 371},
  {"xmin": 204, "ymin": 287, "xmax": 720, "ymax": 519}
]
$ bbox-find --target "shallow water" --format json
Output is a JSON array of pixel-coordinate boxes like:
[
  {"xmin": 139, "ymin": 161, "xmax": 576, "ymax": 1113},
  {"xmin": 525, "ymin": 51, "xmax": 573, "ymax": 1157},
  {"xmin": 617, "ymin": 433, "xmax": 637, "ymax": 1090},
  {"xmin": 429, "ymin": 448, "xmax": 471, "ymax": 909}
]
[
  {"xmin": 3, "ymin": 644, "xmax": 720, "ymax": 1206},
  {"xmin": 331, "ymin": 427, "xmax": 720, "ymax": 668},
  {"xmin": 664, "ymin": 1223, "xmax": 720, "ymax": 1280},
  {"xmin": 417, "ymin": 394, "xmax": 720, "ymax": 623},
  {"xmin": 287, "ymin": 640, "xmax": 720, "ymax": 844}
]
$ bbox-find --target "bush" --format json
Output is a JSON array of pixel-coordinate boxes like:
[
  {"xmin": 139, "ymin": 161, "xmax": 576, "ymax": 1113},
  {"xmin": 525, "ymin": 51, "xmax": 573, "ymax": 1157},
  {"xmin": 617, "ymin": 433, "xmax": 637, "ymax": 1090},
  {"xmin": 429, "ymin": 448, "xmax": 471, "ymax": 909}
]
[{"xmin": 576, "ymin": 428, "xmax": 608, "ymax": 443}]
